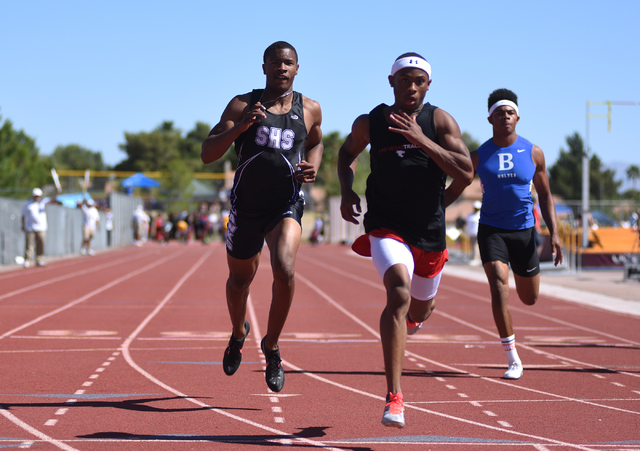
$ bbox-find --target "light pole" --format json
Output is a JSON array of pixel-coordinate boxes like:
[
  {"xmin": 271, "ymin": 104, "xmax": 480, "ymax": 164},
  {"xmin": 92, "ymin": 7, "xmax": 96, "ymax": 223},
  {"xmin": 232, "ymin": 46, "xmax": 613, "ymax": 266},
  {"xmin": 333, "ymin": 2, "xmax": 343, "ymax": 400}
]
[{"xmin": 582, "ymin": 101, "xmax": 640, "ymax": 272}]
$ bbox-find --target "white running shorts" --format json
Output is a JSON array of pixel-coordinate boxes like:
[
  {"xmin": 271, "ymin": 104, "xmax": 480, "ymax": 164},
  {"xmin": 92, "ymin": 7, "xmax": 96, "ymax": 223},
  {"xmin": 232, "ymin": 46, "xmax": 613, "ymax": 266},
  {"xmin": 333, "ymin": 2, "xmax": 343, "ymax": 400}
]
[{"xmin": 369, "ymin": 235, "xmax": 442, "ymax": 301}]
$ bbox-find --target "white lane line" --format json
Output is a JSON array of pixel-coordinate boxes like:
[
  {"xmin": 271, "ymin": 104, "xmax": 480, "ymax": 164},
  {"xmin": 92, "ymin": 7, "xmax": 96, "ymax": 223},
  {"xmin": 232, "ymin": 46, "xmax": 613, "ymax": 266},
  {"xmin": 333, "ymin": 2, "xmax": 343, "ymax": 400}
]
[
  {"xmin": 302, "ymin": 254, "xmax": 640, "ymax": 377},
  {"xmin": 411, "ymin": 397, "xmax": 640, "ymax": 404},
  {"xmin": 0, "ymin": 408, "xmax": 78, "ymax": 450},
  {"xmin": 0, "ymin": 252, "xmax": 154, "ymax": 301},
  {"xmin": 0, "ymin": 252, "xmax": 184, "ymax": 447},
  {"xmin": 282, "ymin": 357, "xmax": 595, "ymax": 450},
  {"xmin": 293, "ymin": 271, "xmax": 607, "ymax": 450},
  {"xmin": 433, "ymin": 309, "xmax": 640, "ymax": 391},
  {"xmin": 0, "ymin": 255, "xmax": 116, "ymax": 281},
  {"xmin": 0, "ymin": 251, "xmax": 183, "ymax": 341},
  {"xmin": 443, "ymin": 284, "xmax": 640, "ymax": 347},
  {"xmin": 483, "ymin": 410, "xmax": 498, "ymax": 417},
  {"xmin": 297, "ymin": 270, "xmax": 640, "ymax": 417},
  {"xmin": 119, "ymin": 250, "xmax": 342, "ymax": 451}
]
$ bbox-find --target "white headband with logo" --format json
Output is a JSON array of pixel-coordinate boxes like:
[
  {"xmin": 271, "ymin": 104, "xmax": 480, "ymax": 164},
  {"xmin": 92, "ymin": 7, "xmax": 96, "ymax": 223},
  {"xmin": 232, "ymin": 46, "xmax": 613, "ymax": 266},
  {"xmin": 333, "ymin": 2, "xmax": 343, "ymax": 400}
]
[
  {"xmin": 390, "ymin": 56, "xmax": 432, "ymax": 79},
  {"xmin": 489, "ymin": 100, "xmax": 519, "ymax": 117}
]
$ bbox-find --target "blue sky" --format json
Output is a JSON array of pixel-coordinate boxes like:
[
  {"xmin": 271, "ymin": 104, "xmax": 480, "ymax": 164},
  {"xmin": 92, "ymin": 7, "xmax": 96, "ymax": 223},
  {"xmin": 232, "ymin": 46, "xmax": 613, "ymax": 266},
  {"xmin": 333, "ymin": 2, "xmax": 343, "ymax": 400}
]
[{"xmin": 2, "ymin": 1, "xmax": 639, "ymax": 189}]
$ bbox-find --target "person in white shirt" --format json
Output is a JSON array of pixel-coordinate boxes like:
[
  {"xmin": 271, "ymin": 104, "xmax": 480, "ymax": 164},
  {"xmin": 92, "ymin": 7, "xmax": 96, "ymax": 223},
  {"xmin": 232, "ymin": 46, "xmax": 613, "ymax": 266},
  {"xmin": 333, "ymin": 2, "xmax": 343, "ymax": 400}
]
[
  {"xmin": 21, "ymin": 188, "xmax": 58, "ymax": 267},
  {"xmin": 80, "ymin": 199, "xmax": 100, "ymax": 255},
  {"xmin": 465, "ymin": 201, "xmax": 482, "ymax": 265},
  {"xmin": 131, "ymin": 205, "xmax": 149, "ymax": 246}
]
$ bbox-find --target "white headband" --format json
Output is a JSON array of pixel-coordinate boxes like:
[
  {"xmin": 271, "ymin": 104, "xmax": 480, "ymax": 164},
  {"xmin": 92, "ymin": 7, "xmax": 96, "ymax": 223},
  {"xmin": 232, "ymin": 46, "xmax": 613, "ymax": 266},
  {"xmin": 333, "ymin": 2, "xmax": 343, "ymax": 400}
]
[
  {"xmin": 390, "ymin": 56, "xmax": 432, "ymax": 79},
  {"xmin": 489, "ymin": 100, "xmax": 519, "ymax": 117}
]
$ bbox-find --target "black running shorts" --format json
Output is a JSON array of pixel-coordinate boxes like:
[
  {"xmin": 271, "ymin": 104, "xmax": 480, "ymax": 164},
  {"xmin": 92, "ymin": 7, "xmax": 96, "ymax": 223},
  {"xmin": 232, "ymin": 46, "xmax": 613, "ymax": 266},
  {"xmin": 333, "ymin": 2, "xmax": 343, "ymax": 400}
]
[
  {"xmin": 477, "ymin": 223, "xmax": 540, "ymax": 277},
  {"xmin": 226, "ymin": 198, "xmax": 304, "ymax": 260}
]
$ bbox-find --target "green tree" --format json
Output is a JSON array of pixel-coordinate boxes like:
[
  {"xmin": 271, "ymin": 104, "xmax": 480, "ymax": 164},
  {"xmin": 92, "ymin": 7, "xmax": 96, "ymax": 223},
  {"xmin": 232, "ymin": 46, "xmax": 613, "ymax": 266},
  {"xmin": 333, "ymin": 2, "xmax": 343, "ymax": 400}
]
[
  {"xmin": 548, "ymin": 132, "xmax": 621, "ymax": 200},
  {"xmin": 115, "ymin": 121, "xmax": 182, "ymax": 172},
  {"xmin": 163, "ymin": 157, "xmax": 194, "ymax": 205},
  {"xmin": 462, "ymin": 131, "xmax": 480, "ymax": 153},
  {"xmin": 51, "ymin": 144, "xmax": 105, "ymax": 171},
  {"xmin": 316, "ymin": 131, "xmax": 342, "ymax": 196},
  {"xmin": 626, "ymin": 164, "xmax": 640, "ymax": 200},
  {"xmin": 0, "ymin": 111, "xmax": 51, "ymax": 197},
  {"xmin": 590, "ymin": 154, "xmax": 622, "ymax": 201},
  {"xmin": 315, "ymin": 131, "xmax": 370, "ymax": 197},
  {"xmin": 186, "ymin": 121, "xmax": 238, "ymax": 174}
]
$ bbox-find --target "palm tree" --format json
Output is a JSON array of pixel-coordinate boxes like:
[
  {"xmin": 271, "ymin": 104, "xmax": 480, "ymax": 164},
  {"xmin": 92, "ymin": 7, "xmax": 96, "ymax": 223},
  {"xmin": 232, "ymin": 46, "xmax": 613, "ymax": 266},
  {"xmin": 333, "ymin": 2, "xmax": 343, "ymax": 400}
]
[{"xmin": 627, "ymin": 165, "xmax": 640, "ymax": 201}]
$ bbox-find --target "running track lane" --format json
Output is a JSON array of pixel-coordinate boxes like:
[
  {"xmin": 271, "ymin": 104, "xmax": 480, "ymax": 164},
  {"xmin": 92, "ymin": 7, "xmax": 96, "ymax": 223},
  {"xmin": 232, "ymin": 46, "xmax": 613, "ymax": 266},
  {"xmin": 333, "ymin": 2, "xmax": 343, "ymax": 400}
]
[{"xmin": 0, "ymin": 242, "xmax": 638, "ymax": 450}]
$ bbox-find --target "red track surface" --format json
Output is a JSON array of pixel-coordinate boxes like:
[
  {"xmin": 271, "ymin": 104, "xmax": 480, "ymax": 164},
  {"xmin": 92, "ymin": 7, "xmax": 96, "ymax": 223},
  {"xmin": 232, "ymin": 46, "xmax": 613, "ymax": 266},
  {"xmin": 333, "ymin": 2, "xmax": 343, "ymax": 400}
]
[{"xmin": 1, "ymin": 242, "xmax": 639, "ymax": 450}]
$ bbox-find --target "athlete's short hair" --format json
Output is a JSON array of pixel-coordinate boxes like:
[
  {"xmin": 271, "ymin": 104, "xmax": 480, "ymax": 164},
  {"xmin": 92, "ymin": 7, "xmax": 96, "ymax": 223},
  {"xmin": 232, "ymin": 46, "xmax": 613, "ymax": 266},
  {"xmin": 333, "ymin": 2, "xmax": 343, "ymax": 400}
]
[
  {"xmin": 395, "ymin": 52, "xmax": 426, "ymax": 62},
  {"xmin": 263, "ymin": 41, "xmax": 298, "ymax": 63},
  {"xmin": 488, "ymin": 89, "xmax": 518, "ymax": 110}
]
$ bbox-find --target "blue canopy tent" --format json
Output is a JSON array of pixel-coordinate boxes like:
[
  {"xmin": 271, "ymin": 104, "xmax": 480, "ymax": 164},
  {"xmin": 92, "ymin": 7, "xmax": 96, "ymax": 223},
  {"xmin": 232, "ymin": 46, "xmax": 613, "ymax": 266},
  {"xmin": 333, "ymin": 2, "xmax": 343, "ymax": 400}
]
[
  {"xmin": 121, "ymin": 172, "xmax": 161, "ymax": 189},
  {"xmin": 121, "ymin": 172, "xmax": 160, "ymax": 195}
]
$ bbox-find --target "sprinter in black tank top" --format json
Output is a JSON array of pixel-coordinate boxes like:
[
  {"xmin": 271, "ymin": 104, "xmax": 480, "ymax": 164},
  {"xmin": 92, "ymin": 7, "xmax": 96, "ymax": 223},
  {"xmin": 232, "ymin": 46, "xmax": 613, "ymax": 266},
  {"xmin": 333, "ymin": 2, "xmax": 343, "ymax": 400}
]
[
  {"xmin": 366, "ymin": 102, "xmax": 447, "ymax": 251},
  {"xmin": 337, "ymin": 53, "xmax": 473, "ymax": 427},
  {"xmin": 201, "ymin": 41, "xmax": 323, "ymax": 393},
  {"xmin": 231, "ymin": 88, "xmax": 308, "ymax": 215}
]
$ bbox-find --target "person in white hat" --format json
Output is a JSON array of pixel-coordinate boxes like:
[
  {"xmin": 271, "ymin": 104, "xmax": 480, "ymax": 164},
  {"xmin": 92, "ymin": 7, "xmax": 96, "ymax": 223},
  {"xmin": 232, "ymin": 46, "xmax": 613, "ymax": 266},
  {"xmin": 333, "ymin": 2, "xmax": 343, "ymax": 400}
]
[
  {"xmin": 21, "ymin": 188, "xmax": 58, "ymax": 267},
  {"xmin": 80, "ymin": 198, "xmax": 100, "ymax": 255}
]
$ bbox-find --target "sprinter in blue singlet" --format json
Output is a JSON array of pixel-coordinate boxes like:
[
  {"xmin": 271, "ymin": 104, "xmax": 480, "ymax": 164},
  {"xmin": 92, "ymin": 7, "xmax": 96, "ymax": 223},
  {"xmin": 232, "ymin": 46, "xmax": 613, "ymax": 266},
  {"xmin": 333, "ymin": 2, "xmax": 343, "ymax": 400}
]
[{"xmin": 446, "ymin": 88, "xmax": 563, "ymax": 380}]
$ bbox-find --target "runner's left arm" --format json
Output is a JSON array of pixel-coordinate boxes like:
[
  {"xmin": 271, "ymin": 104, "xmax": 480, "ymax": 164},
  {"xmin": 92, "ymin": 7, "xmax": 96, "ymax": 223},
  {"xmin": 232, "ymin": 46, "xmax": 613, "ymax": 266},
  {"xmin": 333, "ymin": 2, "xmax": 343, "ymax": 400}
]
[
  {"xmin": 296, "ymin": 98, "xmax": 323, "ymax": 183},
  {"xmin": 532, "ymin": 145, "xmax": 563, "ymax": 266}
]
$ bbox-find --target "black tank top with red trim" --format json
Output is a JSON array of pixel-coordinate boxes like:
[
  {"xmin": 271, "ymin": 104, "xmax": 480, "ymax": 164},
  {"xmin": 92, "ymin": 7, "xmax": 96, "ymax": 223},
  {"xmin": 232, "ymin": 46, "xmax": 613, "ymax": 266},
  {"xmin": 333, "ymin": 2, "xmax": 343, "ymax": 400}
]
[{"xmin": 364, "ymin": 103, "xmax": 447, "ymax": 251}]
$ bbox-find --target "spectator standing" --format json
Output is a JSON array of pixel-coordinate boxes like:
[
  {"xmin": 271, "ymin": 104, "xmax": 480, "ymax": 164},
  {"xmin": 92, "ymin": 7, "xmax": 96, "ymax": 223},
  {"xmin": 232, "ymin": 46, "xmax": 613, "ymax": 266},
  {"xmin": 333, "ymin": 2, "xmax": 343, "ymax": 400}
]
[
  {"xmin": 21, "ymin": 188, "xmax": 58, "ymax": 267},
  {"xmin": 466, "ymin": 201, "xmax": 481, "ymax": 265},
  {"xmin": 105, "ymin": 207, "xmax": 114, "ymax": 247},
  {"xmin": 132, "ymin": 205, "xmax": 149, "ymax": 246},
  {"xmin": 80, "ymin": 199, "xmax": 100, "ymax": 256}
]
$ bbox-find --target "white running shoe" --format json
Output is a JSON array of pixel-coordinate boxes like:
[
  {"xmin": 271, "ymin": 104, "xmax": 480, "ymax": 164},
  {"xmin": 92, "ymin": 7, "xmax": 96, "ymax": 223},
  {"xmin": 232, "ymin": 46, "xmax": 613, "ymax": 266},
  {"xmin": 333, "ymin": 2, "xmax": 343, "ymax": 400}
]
[
  {"xmin": 80, "ymin": 249, "xmax": 87, "ymax": 255},
  {"xmin": 381, "ymin": 392, "xmax": 405, "ymax": 428},
  {"xmin": 406, "ymin": 318, "xmax": 423, "ymax": 335},
  {"xmin": 504, "ymin": 362, "xmax": 523, "ymax": 379}
]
